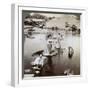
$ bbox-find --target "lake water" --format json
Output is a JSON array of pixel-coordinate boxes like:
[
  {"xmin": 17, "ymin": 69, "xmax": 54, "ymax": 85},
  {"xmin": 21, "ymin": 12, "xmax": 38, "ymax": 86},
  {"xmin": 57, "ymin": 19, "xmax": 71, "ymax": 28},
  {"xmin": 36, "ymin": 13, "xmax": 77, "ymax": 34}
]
[{"xmin": 24, "ymin": 30, "xmax": 80, "ymax": 76}]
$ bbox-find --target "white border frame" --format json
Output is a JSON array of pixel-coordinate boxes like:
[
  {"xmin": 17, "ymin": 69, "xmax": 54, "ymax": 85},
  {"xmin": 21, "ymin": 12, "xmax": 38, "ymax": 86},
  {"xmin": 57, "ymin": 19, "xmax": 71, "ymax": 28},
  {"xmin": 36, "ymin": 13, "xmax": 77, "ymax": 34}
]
[{"xmin": 11, "ymin": 3, "xmax": 87, "ymax": 87}]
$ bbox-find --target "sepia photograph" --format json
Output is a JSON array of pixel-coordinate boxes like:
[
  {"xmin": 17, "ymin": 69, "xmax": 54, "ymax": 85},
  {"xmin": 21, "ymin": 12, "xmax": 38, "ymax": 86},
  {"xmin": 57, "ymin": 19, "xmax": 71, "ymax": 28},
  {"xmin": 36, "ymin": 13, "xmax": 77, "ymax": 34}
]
[{"xmin": 22, "ymin": 10, "xmax": 81, "ymax": 79}]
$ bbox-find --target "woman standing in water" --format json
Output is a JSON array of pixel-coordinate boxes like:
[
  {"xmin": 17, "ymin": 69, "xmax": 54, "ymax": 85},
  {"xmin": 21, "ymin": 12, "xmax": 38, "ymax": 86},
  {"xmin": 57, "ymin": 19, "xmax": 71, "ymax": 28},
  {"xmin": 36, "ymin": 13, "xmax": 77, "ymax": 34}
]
[
  {"xmin": 53, "ymin": 32, "xmax": 61, "ymax": 54},
  {"xmin": 45, "ymin": 34, "xmax": 53, "ymax": 54}
]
